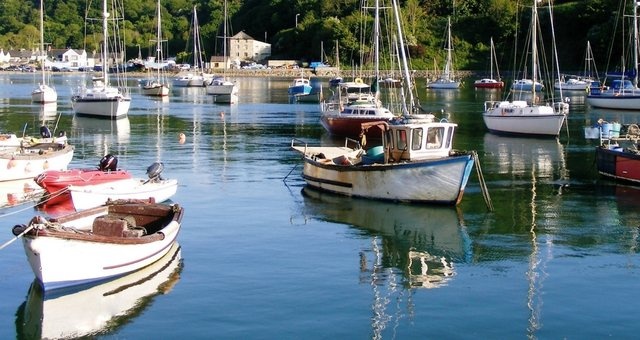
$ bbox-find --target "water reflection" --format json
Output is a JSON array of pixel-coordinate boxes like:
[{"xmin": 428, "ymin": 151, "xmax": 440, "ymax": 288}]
[
  {"xmin": 15, "ymin": 243, "xmax": 182, "ymax": 339},
  {"xmin": 71, "ymin": 116, "xmax": 131, "ymax": 159},
  {"xmin": 483, "ymin": 133, "xmax": 567, "ymax": 181},
  {"xmin": 301, "ymin": 186, "xmax": 472, "ymax": 337},
  {"xmin": 0, "ymin": 179, "xmax": 43, "ymax": 210}
]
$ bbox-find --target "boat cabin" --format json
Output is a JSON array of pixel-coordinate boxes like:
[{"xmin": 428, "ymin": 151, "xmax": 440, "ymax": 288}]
[{"xmin": 362, "ymin": 115, "xmax": 457, "ymax": 162}]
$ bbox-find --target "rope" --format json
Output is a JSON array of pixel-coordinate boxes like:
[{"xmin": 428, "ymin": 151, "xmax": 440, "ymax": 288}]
[
  {"xmin": 0, "ymin": 223, "xmax": 34, "ymax": 250},
  {"xmin": 472, "ymin": 150, "xmax": 494, "ymax": 212},
  {"xmin": 0, "ymin": 186, "xmax": 68, "ymax": 219}
]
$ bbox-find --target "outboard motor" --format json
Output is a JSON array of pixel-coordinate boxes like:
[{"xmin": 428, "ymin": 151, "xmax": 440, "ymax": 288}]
[
  {"xmin": 40, "ymin": 126, "xmax": 51, "ymax": 138},
  {"xmin": 146, "ymin": 162, "xmax": 164, "ymax": 182},
  {"xmin": 99, "ymin": 154, "xmax": 118, "ymax": 171}
]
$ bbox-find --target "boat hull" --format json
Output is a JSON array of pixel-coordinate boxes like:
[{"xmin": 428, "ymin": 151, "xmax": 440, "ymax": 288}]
[
  {"xmin": 596, "ymin": 146, "xmax": 640, "ymax": 183},
  {"xmin": 17, "ymin": 202, "xmax": 183, "ymax": 292},
  {"xmin": 473, "ymin": 80, "xmax": 504, "ymax": 89},
  {"xmin": 320, "ymin": 115, "xmax": 392, "ymax": 138},
  {"xmin": 0, "ymin": 144, "xmax": 74, "ymax": 182},
  {"xmin": 586, "ymin": 94, "xmax": 640, "ymax": 110},
  {"xmin": 71, "ymin": 96, "xmax": 131, "ymax": 119},
  {"xmin": 301, "ymin": 154, "xmax": 474, "ymax": 204},
  {"xmin": 141, "ymin": 83, "xmax": 170, "ymax": 97},
  {"xmin": 35, "ymin": 168, "xmax": 132, "ymax": 195},
  {"xmin": 69, "ymin": 178, "xmax": 178, "ymax": 210},
  {"xmin": 483, "ymin": 103, "xmax": 566, "ymax": 136},
  {"xmin": 426, "ymin": 80, "xmax": 460, "ymax": 89},
  {"xmin": 31, "ymin": 85, "xmax": 57, "ymax": 103}
]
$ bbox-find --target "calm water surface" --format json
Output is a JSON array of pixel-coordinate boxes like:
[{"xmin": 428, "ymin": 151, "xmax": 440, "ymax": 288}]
[{"xmin": 1, "ymin": 73, "xmax": 640, "ymax": 338}]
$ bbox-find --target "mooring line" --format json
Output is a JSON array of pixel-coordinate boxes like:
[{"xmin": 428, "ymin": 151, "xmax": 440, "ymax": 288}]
[{"xmin": 472, "ymin": 150, "xmax": 493, "ymax": 212}]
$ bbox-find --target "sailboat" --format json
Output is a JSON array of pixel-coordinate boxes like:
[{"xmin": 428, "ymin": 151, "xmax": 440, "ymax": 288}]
[
  {"xmin": 587, "ymin": 2, "xmax": 640, "ymax": 110},
  {"xmin": 426, "ymin": 17, "xmax": 460, "ymax": 89},
  {"xmin": 173, "ymin": 6, "xmax": 213, "ymax": 87},
  {"xmin": 319, "ymin": 0, "xmax": 395, "ymax": 138},
  {"xmin": 141, "ymin": 0, "xmax": 170, "ymax": 97},
  {"xmin": 71, "ymin": 0, "xmax": 130, "ymax": 119},
  {"xmin": 482, "ymin": 0, "xmax": 566, "ymax": 136},
  {"xmin": 555, "ymin": 41, "xmax": 598, "ymax": 91},
  {"xmin": 31, "ymin": 0, "xmax": 57, "ymax": 104},
  {"xmin": 473, "ymin": 38, "xmax": 504, "ymax": 89},
  {"xmin": 206, "ymin": 0, "xmax": 238, "ymax": 103}
]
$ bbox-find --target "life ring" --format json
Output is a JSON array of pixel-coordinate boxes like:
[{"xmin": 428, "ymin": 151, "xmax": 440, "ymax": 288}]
[{"xmin": 355, "ymin": 78, "xmax": 363, "ymax": 84}]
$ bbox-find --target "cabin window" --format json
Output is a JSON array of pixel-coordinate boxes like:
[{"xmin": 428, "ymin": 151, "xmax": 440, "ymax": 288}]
[
  {"xmin": 412, "ymin": 128, "xmax": 423, "ymax": 150},
  {"xmin": 445, "ymin": 127, "xmax": 453, "ymax": 148},
  {"xmin": 397, "ymin": 130, "xmax": 408, "ymax": 150},
  {"xmin": 426, "ymin": 127, "xmax": 444, "ymax": 149}
]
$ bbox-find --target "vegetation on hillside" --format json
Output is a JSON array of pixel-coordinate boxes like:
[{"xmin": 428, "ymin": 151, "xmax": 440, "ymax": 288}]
[{"xmin": 0, "ymin": 0, "xmax": 630, "ymax": 73}]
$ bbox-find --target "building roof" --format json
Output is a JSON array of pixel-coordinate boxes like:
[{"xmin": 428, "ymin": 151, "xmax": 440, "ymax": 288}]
[{"xmin": 230, "ymin": 31, "xmax": 255, "ymax": 40}]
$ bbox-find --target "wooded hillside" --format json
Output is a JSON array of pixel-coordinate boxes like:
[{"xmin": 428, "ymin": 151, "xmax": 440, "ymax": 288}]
[{"xmin": 0, "ymin": 0, "xmax": 630, "ymax": 73}]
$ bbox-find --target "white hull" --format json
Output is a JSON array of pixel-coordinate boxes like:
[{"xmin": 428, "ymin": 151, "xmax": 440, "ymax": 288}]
[
  {"xmin": 22, "ymin": 243, "xmax": 182, "ymax": 339},
  {"xmin": 0, "ymin": 144, "xmax": 74, "ymax": 181},
  {"xmin": 71, "ymin": 86, "xmax": 131, "ymax": 119},
  {"xmin": 483, "ymin": 102, "xmax": 566, "ymax": 136},
  {"xmin": 206, "ymin": 83, "xmax": 238, "ymax": 96},
  {"xmin": 141, "ymin": 83, "xmax": 170, "ymax": 97},
  {"xmin": 69, "ymin": 178, "xmax": 178, "ymax": 210},
  {"xmin": 426, "ymin": 79, "xmax": 460, "ymax": 89},
  {"xmin": 586, "ymin": 95, "xmax": 640, "ymax": 110},
  {"xmin": 21, "ymin": 220, "xmax": 180, "ymax": 291},
  {"xmin": 301, "ymin": 155, "xmax": 474, "ymax": 204},
  {"xmin": 31, "ymin": 85, "xmax": 57, "ymax": 103},
  {"xmin": 173, "ymin": 73, "xmax": 213, "ymax": 87}
]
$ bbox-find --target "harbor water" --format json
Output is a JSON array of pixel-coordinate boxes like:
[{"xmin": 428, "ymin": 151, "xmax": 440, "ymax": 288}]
[{"xmin": 1, "ymin": 73, "xmax": 640, "ymax": 338}]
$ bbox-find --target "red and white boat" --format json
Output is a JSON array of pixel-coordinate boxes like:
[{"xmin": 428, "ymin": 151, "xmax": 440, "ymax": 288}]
[{"xmin": 35, "ymin": 154, "xmax": 132, "ymax": 202}]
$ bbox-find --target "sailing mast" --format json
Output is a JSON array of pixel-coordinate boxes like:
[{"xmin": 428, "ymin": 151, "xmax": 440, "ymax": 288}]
[{"xmin": 531, "ymin": 0, "xmax": 538, "ymax": 99}]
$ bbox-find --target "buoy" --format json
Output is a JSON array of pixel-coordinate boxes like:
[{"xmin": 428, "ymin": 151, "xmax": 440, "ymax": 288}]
[
  {"xmin": 178, "ymin": 133, "xmax": 186, "ymax": 144},
  {"xmin": 43, "ymin": 160, "xmax": 49, "ymax": 169}
]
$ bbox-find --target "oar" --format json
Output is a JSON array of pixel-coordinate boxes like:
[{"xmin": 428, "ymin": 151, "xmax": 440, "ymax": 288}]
[{"xmin": 0, "ymin": 224, "xmax": 34, "ymax": 250}]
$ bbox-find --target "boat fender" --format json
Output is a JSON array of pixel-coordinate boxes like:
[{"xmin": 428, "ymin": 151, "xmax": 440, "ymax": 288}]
[
  {"xmin": 40, "ymin": 126, "xmax": 51, "ymax": 138},
  {"xmin": 99, "ymin": 154, "xmax": 118, "ymax": 171},
  {"xmin": 501, "ymin": 109, "xmax": 506, "ymax": 116}
]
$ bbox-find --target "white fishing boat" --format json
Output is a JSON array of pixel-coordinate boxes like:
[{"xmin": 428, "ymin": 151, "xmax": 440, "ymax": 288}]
[
  {"xmin": 71, "ymin": 0, "xmax": 130, "ymax": 119},
  {"xmin": 426, "ymin": 17, "xmax": 460, "ymax": 89},
  {"xmin": 292, "ymin": 0, "xmax": 478, "ymax": 205},
  {"xmin": 141, "ymin": 0, "xmax": 170, "ymax": 97},
  {"xmin": 68, "ymin": 162, "xmax": 177, "ymax": 210},
  {"xmin": 482, "ymin": 0, "xmax": 567, "ymax": 136},
  {"xmin": 31, "ymin": 0, "xmax": 57, "ymax": 104},
  {"xmin": 12, "ymin": 199, "xmax": 184, "ymax": 292},
  {"xmin": 206, "ymin": 0, "xmax": 238, "ymax": 103}
]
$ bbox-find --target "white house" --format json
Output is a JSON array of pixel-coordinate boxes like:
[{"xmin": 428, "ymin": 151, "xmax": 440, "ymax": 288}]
[
  {"xmin": 229, "ymin": 31, "xmax": 271, "ymax": 64},
  {"xmin": 0, "ymin": 49, "xmax": 10, "ymax": 63},
  {"xmin": 49, "ymin": 48, "xmax": 89, "ymax": 69}
]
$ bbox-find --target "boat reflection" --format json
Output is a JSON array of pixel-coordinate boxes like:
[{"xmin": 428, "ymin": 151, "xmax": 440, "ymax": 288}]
[
  {"xmin": 483, "ymin": 133, "xmax": 567, "ymax": 181},
  {"xmin": 15, "ymin": 243, "xmax": 182, "ymax": 339},
  {"xmin": 301, "ymin": 187, "xmax": 471, "ymax": 338},
  {"xmin": 0, "ymin": 179, "xmax": 43, "ymax": 210},
  {"xmin": 301, "ymin": 186, "xmax": 472, "ymax": 288},
  {"xmin": 72, "ymin": 116, "xmax": 131, "ymax": 157},
  {"xmin": 585, "ymin": 107, "xmax": 640, "ymax": 125}
]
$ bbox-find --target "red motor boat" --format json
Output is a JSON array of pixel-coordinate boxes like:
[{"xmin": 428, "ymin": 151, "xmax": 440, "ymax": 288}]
[{"xmin": 35, "ymin": 154, "xmax": 132, "ymax": 203}]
